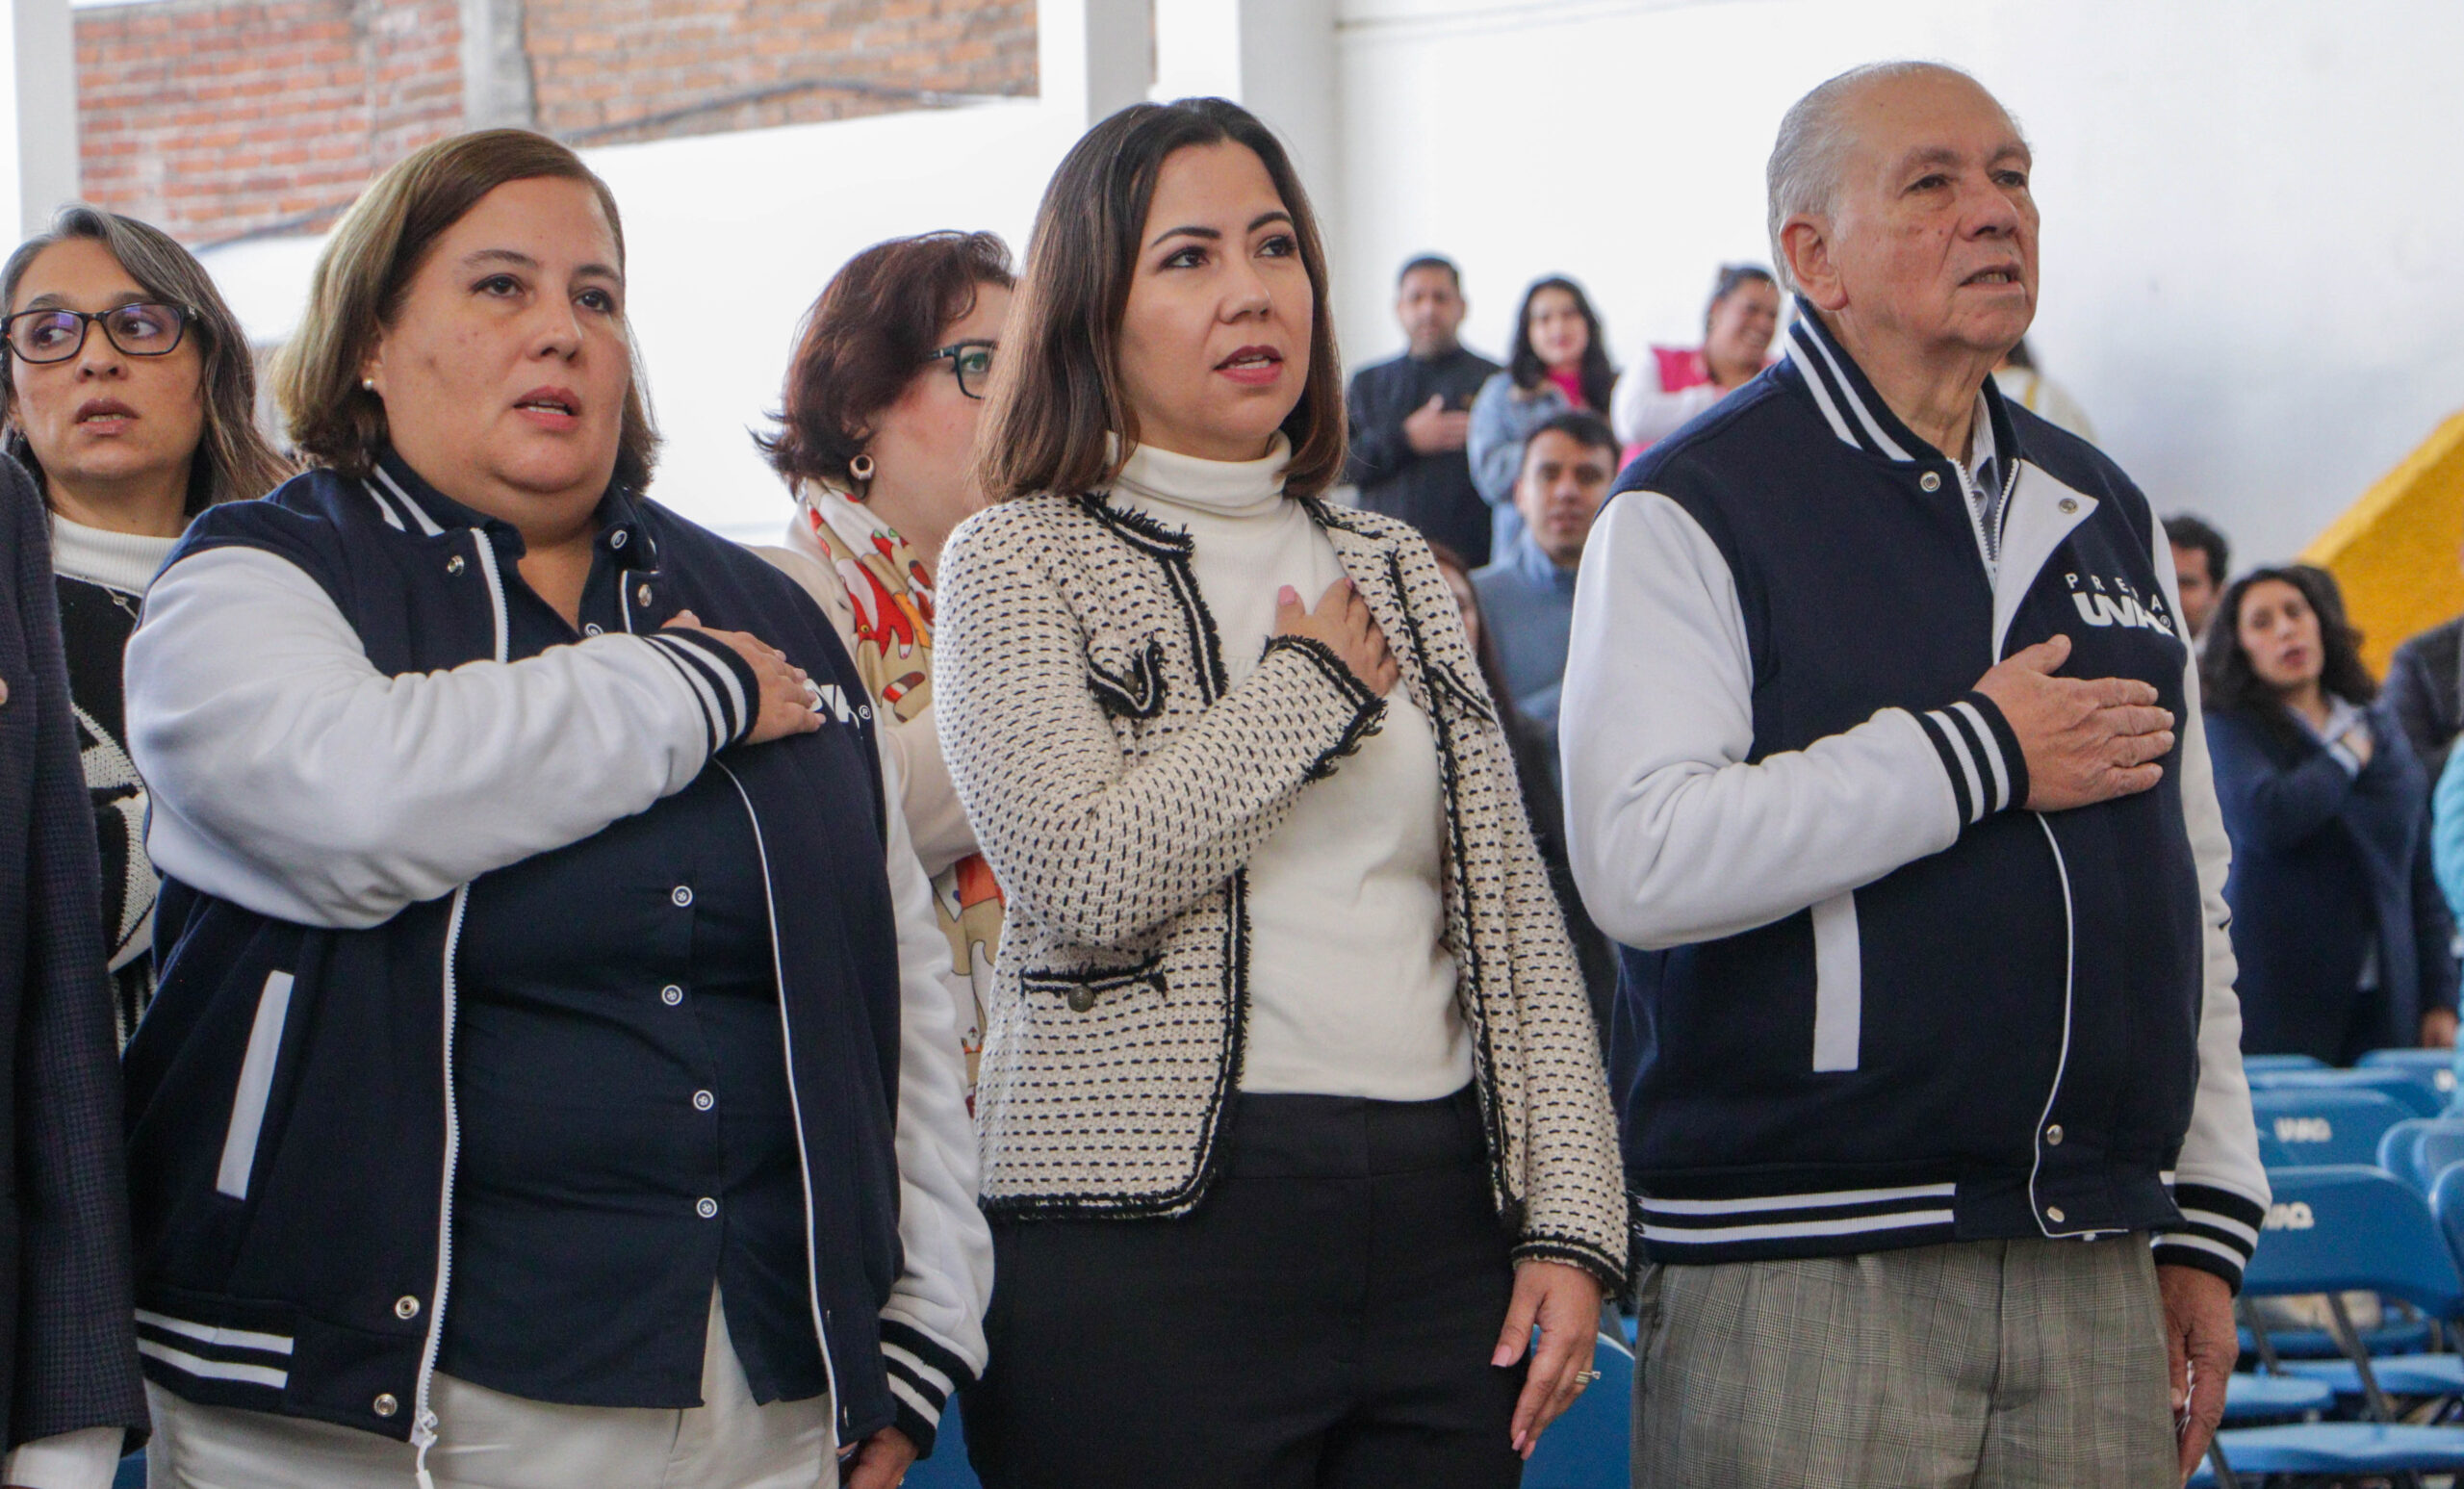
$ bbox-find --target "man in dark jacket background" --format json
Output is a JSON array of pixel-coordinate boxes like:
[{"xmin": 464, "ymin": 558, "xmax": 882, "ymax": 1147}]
[
  {"xmin": 0, "ymin": 453, "xmax": 146, "ymax": 1487},
  {"xmin": 1343, "ymin": 256, "xmax": 1501, "ymax": 566}
]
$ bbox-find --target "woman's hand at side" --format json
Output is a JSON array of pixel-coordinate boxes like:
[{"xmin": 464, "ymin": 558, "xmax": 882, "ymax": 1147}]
[
  {"xmin": 1273, "ymin": 578, "xmax": 1399, "ymax": 696},
  {"xmin": 664, "ymin": 610, "xmax": 825, "ymax": 746},
  {"xmin": 1491, "ymin": 1258, "xmax": 1605, "ymax": 1458}
]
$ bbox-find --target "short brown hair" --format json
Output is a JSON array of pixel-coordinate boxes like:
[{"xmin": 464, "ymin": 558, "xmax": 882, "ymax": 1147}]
[
  {"xmin": 976, "ymin": 98, "xmax": 1346, "ymax": 502},
  {"xmin": 1, "ymin": 204, "xmax": 294, "ymax": 512},
  {"xmin": 274, "ymin": 129, "xmax": 657, "ymax": 489},
  {"xmin": 758, "ymin": 231, "xmax": 1013, "ymax": 491}
]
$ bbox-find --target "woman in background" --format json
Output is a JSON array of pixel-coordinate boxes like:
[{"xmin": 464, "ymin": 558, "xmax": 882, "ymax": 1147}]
[
  {"xmin": 0, "ymin": 203, "xmax": 292, "ymax": 1042},
  {"xmin": 754, "ymin": 229, "xmax": 1014, "ymax": 1104},
  {"xmin": 2202, "ymin": 564, "xmax": 2457, "ymax": 1062},
  {"xmin": 1608, "ymin": 262, "xmax": 1778, "ymax": 464},
  {"xmin": 1467, "ymin": 275, "xmax": 1613, "ymax": 557}
]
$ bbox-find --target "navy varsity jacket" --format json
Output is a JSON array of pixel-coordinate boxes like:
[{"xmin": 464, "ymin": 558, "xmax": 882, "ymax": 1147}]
[
  {"xmin": 119, "ymin": 456, "xmax": 988, "ymax": 1466},
  {"xmin": 1561, "ymin": 305, "xmax": 2269, "ymax": 1289}
]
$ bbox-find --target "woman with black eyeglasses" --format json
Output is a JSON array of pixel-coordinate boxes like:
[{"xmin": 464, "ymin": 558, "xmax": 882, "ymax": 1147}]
[
  {"xmin": 754, "ymin": 231, "xmax": 1014, "ymax": 1107},
  {"xmin": 0, "ymin": 204, "xmax": 293, "ymax": 1044}
]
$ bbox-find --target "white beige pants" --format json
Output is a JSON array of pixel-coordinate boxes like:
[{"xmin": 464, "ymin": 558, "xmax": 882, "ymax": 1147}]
[{"xmin": 147, "ymin": 1291, "xmax": 835, "ymax": 1489}]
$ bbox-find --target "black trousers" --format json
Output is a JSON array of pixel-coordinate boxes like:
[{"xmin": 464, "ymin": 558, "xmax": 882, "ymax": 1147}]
[{"xmin": 965, "ymin": 1087, "xmax": 1526, "ymax": 1489}]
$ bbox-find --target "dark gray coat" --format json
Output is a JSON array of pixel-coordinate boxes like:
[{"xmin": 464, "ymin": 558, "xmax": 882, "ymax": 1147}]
[{"xmin": 0, "ymin": 455, "xmax": 145, "ymax": 1453}]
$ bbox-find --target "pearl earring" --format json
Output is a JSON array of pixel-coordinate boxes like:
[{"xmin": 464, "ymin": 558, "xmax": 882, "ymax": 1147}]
[
  {"xmin": 850, "ymin": 452, "xmax": 875, "ymax": 486},
  {"xmin": 361, "ymin": 377, "xmax": 375, "ymax": 392}
]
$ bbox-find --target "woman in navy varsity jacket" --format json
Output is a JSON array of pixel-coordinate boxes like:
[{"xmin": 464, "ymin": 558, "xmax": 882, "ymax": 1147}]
[
  {"xmin": 118, "ymin": 131, "xmax": 987, "ymax": 1489},
  {"xmin": 2201, "ymin": 565, "xmax": 2460, "ymax": 1063}
]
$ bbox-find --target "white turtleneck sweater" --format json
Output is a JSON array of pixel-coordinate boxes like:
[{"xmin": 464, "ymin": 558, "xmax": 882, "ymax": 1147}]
[{"xmin": 1111, "ymin": 439, "xmax": 1472, "ymax": 1099}]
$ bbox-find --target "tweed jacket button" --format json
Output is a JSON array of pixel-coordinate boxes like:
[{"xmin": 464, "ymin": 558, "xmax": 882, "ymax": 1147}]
[
  {"xmin": 1066, "ymin": 988, "xmax": 1097, "ymax": 1013},
  {"xmin": 446, "ymin": 554, "xmax": 465, "ymax": 576},
  {"xmin": 1918, "ymin": 472, "xmax": 1941, "ymax": 493},
  {"xmin": 394, "ymin": 1295, "xmax": 421, "ymax": 1320},
  {"xmin": 372, "ymin": 1393, "xmax": 398, "ymax": 1418}
]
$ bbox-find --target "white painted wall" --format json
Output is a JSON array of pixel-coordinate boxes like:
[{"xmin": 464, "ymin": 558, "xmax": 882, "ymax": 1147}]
[
  {"xmin": 6, "ymin": 0, "xmax": 79, "ymax": 236},
  {"xmin": 1333, "ymin": 0, "xmax": 2464, "ymax": 569}
]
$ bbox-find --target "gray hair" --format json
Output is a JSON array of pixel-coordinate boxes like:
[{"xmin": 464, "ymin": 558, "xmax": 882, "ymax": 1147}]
[{"xmin": 1765, "ymin": 61, "xmax": 1992, "ymax": 294}]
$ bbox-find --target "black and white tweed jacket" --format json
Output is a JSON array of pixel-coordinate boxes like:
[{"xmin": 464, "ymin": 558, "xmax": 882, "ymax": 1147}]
[{"xmin": 937, "ymin": 489, "xmax": 1627, "ymax": 1284}]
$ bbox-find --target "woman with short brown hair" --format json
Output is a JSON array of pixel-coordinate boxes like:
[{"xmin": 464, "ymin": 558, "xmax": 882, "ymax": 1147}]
[
  {"xmin": 937, "ymin": 97, "xmax": 1625, "ymax": 1487},
  {"xmin": 120, "ymin": 129, "xmax": 987, "ymax": 1489},
  {"xmin": 754, "ymin": 233, "xmax": 1013, "ymax": 1102}
]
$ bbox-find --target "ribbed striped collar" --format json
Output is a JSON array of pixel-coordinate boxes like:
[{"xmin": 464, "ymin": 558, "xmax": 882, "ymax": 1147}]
[{"xmin": 1783, "ymin": 297, "xmax": 2022, "ymax": 472}]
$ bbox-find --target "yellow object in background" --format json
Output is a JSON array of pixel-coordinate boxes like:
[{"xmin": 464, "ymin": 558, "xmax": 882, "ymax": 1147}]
[{"xmin": 2303, "ymin": 409, "xmax": 2464, "ymax": 680}]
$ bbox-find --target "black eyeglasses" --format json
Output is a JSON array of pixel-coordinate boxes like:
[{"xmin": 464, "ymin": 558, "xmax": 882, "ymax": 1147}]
[
  {"xmin": 926, "ymin": 340, "xmax": 996, "ymax": 399},
  {"xmin": 4, "ymin": 302, "xmax": 192, "ymax": 364}
]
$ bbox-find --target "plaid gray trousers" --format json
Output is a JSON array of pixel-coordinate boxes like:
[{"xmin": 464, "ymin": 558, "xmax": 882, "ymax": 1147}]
[{"xmin": 1630, "ymin": 1236, "xmax": 2175, "ymax": 1488}]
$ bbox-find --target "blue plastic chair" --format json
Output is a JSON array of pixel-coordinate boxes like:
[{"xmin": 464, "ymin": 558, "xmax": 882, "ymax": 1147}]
[
  {"xmin": 2249, "ymin": 1065, "xmax": 2448, "ymax": 1118},
  {"xmin": 2220, "ymin": 1372, "xmax": 2333, "ymax": 1424},
  {"xmin": 1522, "ymin": 1327, "xmax": 1634, "ymax": 1488},
  {"xmin": 2216, "ymin": 1167, "xmax": 2464, "ymax": 1478},
  {"xmin": 2249, "ymin": 1087, "xmax": 2418, "ymax": 1168},
  {"xmin": 905, "ymin": 1396, "xmax": 982, "ymax": 1489},
  {"xmin": 2377, "ymin": 1117, "xmax": 2464, "ymax": 1194},
  {"xmin": 2360, "ymin": 1047, "xmax": 2464, "ymax": 1100},
  {"xmin": 2245, "ymin": 1053, "xmax": 2330, "ymax": 1073}
]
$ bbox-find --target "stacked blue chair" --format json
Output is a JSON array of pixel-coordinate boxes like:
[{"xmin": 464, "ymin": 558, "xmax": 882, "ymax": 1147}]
[
  {"xmin": 2377, "ymin": 1117, "xmax": 2464, "ymax": 1196},
  {"xmin": 2210, "ymin": 1166, "xmax": 2464, "ymax": 1481},
  {"xmin": 1522, "ymin": 1327, "xmax": 1634, "ymax": 1488},
  {"xmin": 2245, "ymin": 1054, "xmax": 2330, "ymax": 1074},
  {"xmin": 2249, "ymin": 1088, "xmax": 2419, "ymax": 1169},
  {"xmin": 2249, "ymin": 1065, "xmax": 2449, "ymax": 1119},
  {"xmin": 2360, "ymin": 1047, "xmax": 2464, "ymax": 1102}
]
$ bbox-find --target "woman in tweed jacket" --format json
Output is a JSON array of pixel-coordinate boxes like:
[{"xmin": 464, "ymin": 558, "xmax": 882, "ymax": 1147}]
[{"xmin": 937, "ymin": 98, "xmax": 1626, "ymax": 1488}]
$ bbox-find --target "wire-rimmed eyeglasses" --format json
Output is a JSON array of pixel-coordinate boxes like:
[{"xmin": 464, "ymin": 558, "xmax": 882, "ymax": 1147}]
[
  {"xmin": 926, "ymin": 339, "xmax": 996, "ymax": 399},
  {"xmin": 4, "ymin": 302, "xmax": 192, "ymax": 365}
]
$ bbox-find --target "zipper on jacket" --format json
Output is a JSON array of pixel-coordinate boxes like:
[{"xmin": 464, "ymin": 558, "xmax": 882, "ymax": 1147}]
[
  {"xmin": 713, "ymin": 759, "xmax": 845, "ymax": 1456},
  {"xmin": 1951, "ymin": 453, "xmax": 2022, "ymax": 582},
  {"xmin": 412, "ymin": 529, "xmax": 508, "ymax": 1485}
]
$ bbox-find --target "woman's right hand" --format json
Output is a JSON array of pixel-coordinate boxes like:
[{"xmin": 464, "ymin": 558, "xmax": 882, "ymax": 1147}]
[
  {"xmin": 664, "ymin": 611, "xmax": 826, "ymax": 746},
  {"xmin": 1275, "ymin": 578, "xmax": 1398, "ymax": 696}
]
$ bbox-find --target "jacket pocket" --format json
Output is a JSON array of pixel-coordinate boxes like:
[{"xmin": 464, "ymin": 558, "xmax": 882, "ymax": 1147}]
[
  {"xmin": 1810, "ymin": 893, "xmax": 1861, "ymax": 1072},
  {"xmin": 1020, "ymin": 954, "xmax": 1167, "ymax": 1014},
  {"xmin": 1085, "ymin": 632, "xmax": 1168, "ymax": 721},
  {"xmin": 216, "ymin": 969, "xmax": 295, "ymax": 1200}
]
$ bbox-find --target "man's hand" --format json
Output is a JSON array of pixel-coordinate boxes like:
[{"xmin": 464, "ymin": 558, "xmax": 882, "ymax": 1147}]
[
  {"xmin": 664, "ymin": 610, "xmax": 825, "ymax": 746},
  {"xmin": 841, "ymin": 1425, "xmax": 918, "ymax": 1489},
  {"xmin": 2425, "ymin": 1008, "xmax": 2458, "ymax": 1049},
  {"xmin": 1972, "ymin": 634, "xmax": 2175, "ymax": 810},
  {"xmin": 1403, "ymin": 394, "xmax": 1472, "ymax": 455},
  {"xmin": 2158, "ymin": 1264, "xmax": 2236, "ymax": 1482},
  {"xmin": 1492, "ymin": 1260, "xmax": 1605, "ymax": 1459}
]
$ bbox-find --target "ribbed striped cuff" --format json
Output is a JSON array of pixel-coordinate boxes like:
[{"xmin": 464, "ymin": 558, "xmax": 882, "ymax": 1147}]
[
  {"xmin": 1261, "ymin": 633, "xmax": 1388, "ymax": 783},
  {"xmin": 881, "ymin": 1320, "xmax": 976, "ymax": 1459},
  {"xmin": 1912, "ymin": 692, "xmax": 2029, "ymax": 825},
  {"xmin": 2155, "ymin": 1183, "xmax": 2265, "ymax": 1294},
  {"xmin": 644, "ymin": 630, "xmax": 762, "ymax": 752}
]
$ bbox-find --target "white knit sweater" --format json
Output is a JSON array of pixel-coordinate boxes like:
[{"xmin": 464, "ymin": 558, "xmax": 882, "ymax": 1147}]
[
  {"xmin": 1111, "ymin": 440, "xmax": 1470, "ymax": 1098},
  {"xmin": 936, "ymin": 452, "xmax": 1629, "ymax": 1283}
]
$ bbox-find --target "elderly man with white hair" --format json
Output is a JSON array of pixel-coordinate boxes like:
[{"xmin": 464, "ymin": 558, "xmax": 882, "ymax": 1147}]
[{"xmin": 1561, "ymin": 62, "xmax": 2269, "ymax": 1486}]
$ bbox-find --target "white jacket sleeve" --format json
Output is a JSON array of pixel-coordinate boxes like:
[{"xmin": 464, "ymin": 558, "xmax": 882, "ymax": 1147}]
[
  {"xmin": 1560, "ymin": 491, "xmax": 2010, "ymax": 948},
  {"xmin": 871, "ymin": 729, "xmax": 992, "ymax": 1451},
  {"xmin": 1608, "ymin": 355, "xmax": 1721, "ymax": 449},
  {"xmin": 127, "ymin": 545, "xmax": 756, "ymax": 930},
  {"xmin": 2144, "ymin": 531, "xmax": 2270, "ymax": 1287}
]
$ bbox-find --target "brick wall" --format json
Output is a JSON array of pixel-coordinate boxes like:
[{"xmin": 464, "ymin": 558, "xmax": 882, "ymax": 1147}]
[
  {"xmin": 526, "ymin": 0, "xmax": 1036, "ymax": 148},
  {"xmin": 71, "ymin": 0, "xmax": 1040, "ymax": 246},
  {"xmin": 76, "ymin": 0, "xmax": 466, "ymax": 244}
]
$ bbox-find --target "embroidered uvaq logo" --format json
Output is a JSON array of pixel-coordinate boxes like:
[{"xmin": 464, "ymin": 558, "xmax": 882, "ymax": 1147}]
[{"xmin": 2064, "ymin": 573, "xmax": 2178, "ymax": 637}]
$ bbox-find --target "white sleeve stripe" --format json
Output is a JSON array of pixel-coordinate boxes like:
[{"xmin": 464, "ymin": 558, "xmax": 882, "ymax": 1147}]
[
  {"xmin": 2155, "ymin": 1231, "xmax": 2249, "ymax": 1267},
  {"xmin": 884, "ymin": 1373, "xmax": 942, "ymax": 1425},
  {"xmin": 883, "ymin": 1342, "xmax": 954, "ymax": 1399},
  {"xmin": 2177, "ymin": 1209, "xmax": 2261, "ymax": 1246},
  {"xmin": 1949, "ymin": 699, "xmax": 2010, "ymax": 810},
  {"xmin": 1929, "ymin": 708, "xmax": 1988, "ymax": 823}
]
